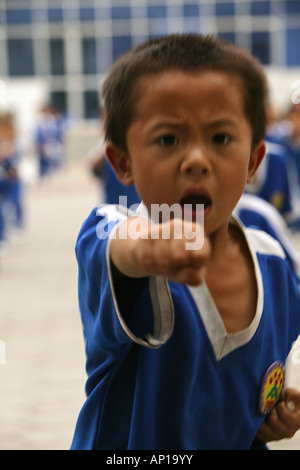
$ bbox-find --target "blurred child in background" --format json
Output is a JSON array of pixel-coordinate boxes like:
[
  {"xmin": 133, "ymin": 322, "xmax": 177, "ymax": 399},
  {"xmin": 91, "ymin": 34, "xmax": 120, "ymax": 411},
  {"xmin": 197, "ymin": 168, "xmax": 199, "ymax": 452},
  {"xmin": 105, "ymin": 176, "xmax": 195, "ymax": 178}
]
[
  {"xmin": 0, "ymin": 112, "xmax": 25, "ymax": 251},
  {"xmin": 34, "ymin": 104, "xmax": 66, "ymax": 181},
  {"xmin": 88, "ymin": 107, "xmax": 140, "ymax": 207}
]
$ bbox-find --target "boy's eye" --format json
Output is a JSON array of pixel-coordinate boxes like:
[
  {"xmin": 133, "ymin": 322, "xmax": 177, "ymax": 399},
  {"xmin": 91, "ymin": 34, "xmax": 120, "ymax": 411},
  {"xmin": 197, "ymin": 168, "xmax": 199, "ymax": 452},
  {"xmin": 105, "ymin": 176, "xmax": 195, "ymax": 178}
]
[
  {"xmin": 158, "ymin": 135, "xmax": 179, "ymax": 147},
  {"xmin": 212, "ymin": 133, "xmax": 231, "ymax": 145}
]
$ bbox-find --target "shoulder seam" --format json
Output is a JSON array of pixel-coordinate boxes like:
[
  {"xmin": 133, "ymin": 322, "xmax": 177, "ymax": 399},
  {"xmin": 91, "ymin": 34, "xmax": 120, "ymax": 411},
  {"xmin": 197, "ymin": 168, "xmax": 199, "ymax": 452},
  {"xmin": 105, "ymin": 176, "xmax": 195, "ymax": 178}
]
[{"xmin": 245, "ymin": 227, "xmax": 286, "ymax": 259}]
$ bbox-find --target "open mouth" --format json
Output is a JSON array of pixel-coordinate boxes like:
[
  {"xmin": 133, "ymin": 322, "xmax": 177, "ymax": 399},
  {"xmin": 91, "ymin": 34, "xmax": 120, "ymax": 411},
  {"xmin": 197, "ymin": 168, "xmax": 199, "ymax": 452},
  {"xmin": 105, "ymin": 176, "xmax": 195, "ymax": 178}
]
[{"xmin": 180, "ymin": 191, "xmax": 212, "ymax": 218}]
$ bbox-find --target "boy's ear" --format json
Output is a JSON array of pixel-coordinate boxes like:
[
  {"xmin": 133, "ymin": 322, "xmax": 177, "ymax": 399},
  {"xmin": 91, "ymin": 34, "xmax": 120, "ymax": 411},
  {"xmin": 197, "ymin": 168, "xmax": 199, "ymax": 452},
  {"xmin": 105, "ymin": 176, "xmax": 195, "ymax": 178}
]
[
  {"xmin": 105, "ymin": 143, "xmax": 134, "ymax": 186},
  {"xmin": 247, "ymin": 141, "xmax": 266, "ymax": 183}
]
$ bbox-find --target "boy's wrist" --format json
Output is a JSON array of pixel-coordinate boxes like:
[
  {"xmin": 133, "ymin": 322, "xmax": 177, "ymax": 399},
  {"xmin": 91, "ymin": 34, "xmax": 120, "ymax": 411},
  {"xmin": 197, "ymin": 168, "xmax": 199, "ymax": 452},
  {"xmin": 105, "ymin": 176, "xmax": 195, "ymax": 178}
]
[{"xmin": 109, "ymin": 217, "xmax": 151, "ymax": 279}]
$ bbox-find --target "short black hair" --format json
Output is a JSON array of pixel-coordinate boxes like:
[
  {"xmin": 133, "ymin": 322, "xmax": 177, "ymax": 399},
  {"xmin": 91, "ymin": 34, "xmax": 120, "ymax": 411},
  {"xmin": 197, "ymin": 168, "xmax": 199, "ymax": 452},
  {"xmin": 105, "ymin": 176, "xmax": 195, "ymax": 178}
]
[{"xmin": 102, "ymin": 33, "xmax": 268, "ymax": 151}]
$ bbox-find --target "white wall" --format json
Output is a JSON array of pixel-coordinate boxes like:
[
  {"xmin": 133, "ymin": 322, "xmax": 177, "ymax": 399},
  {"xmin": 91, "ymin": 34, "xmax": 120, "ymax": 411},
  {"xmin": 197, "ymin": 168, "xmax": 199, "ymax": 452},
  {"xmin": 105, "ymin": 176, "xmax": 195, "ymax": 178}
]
[
  {"xmin": 1, "ymin": 78, "xmax": 49, "ymax": 152},
  {"xmin": 266, "ymin": 67, "xmax": 300, "ymax": 115}
]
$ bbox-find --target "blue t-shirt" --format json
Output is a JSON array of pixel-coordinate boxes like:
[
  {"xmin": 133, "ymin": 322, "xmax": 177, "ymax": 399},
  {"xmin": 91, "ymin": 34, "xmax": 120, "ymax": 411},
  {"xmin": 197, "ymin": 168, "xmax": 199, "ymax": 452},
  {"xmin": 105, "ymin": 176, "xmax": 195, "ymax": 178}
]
[{"xmin": 71, "ymin": 203, "xmax": 300, "ymax": 450}]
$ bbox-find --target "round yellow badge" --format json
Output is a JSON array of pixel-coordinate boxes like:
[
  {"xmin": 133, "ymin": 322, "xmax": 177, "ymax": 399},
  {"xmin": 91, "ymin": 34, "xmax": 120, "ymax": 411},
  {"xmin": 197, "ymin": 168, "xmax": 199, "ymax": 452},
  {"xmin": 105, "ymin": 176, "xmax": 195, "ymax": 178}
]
[{"xmin": 258, "ymin": 361, "xmax": 285, "ymax": 415}]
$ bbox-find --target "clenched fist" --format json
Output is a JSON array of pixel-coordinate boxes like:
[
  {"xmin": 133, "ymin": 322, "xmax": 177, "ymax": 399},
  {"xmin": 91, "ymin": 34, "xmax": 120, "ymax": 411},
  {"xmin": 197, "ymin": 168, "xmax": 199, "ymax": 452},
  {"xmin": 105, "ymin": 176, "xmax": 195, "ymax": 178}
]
[{"xmin": 110, "ymin": 217, "xmax": 211, "ymax": 286}]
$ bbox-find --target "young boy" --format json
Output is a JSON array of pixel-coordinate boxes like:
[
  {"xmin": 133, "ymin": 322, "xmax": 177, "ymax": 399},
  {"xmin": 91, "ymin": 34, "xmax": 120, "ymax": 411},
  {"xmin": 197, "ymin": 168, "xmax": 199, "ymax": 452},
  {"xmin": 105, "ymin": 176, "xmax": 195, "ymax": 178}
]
[{"xmin": 71, "ymin": 34, "xmax": 300, "ymax": 450}]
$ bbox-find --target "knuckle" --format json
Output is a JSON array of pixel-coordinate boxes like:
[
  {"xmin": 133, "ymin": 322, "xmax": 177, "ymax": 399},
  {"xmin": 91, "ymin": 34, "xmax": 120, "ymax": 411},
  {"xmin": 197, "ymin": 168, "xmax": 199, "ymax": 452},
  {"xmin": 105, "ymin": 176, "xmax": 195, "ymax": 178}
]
[{"xmin": 171, "ymin": 249, "xmax": 187, "ymax": 266}]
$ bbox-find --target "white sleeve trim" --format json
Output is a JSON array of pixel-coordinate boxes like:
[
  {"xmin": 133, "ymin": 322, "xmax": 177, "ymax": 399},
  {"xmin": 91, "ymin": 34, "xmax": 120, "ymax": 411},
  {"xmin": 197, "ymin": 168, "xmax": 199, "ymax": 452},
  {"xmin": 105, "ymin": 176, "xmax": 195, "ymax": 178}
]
[
  {"xmin": 104, "ymin": 213, "xmax": 174, "ymax": 349},
  {"xmin": 245, "ymin": 227, "xmax": 286, "ymax": 259}
]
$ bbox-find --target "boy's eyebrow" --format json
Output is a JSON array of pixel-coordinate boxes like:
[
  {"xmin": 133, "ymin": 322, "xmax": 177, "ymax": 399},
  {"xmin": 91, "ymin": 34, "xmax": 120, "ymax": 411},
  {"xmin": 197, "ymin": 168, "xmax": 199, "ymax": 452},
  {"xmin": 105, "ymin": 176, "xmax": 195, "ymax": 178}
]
[
  {"xmin": 205, "ymin": 118, "xmax": 238, "ymax": 129},
  {"xmin": 148, "ymin": 121, "xmax": 184, "ymax": 132},
  {"xmin": 148, "ymin": 118, "xmax": 238, "ymax": 132}
]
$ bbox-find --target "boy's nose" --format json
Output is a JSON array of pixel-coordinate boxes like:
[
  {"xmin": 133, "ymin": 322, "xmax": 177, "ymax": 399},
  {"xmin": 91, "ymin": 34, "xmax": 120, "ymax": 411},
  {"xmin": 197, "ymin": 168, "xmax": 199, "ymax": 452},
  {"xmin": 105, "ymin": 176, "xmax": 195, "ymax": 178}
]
[{"xmin": 181, "ymin": 147, "xmax": 211, "ymax": 177}]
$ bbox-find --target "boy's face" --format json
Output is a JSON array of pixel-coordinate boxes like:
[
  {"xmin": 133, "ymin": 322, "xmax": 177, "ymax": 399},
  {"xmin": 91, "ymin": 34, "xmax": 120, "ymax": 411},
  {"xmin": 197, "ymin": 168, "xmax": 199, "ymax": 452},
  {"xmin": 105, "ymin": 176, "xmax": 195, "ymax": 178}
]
[{"xmin": 107, "ymin": 70, "xmax": 265, "ymax": 236}]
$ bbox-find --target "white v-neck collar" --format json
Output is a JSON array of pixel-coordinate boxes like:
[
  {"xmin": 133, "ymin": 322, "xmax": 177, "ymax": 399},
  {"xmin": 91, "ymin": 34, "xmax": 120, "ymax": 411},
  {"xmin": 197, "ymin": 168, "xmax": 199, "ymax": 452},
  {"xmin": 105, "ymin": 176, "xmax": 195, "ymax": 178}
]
[
  {"xmin": 187, "ymin": 217, "xmax": 264, "ymax": 361},
  {"xmin": 135, "ymin": 202, "xmax": 265, "ymax": 360}
]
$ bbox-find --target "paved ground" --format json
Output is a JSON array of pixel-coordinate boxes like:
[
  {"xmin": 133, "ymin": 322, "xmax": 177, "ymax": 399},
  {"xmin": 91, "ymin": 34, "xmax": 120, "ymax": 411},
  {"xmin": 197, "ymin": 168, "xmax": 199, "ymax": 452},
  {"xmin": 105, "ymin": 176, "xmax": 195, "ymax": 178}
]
[
  {"xmin": 0, "ymin": 159, "xmax": 299, "ymax": 450},
  {"xmin": 0, "ymin": 161, "xmax": 98, "ymax": 450}
]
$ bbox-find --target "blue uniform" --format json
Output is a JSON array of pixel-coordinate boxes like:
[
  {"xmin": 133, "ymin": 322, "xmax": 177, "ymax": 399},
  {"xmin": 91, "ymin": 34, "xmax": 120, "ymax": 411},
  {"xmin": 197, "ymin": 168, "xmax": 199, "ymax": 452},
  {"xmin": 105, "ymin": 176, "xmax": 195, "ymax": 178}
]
[
  {"xmin": 35, "ymin": 113, "xmax": 64, "ymax": 177},
  {"xmin": 71, "ymin": 203, "xmax": 300, "ymax": 450},
  {"xmin": 235, "ymin": 193, "xmax": 300, "ymax": 281},
  {"xmin": 245, "ymin": 140, "xmax": 300, "ymax": 225}
]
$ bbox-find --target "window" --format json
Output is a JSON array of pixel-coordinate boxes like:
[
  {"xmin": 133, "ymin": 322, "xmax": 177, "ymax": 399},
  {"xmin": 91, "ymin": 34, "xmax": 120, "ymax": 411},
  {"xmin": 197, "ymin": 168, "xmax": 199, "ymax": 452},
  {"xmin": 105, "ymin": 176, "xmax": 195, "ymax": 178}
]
[
  {"xmin": 79, "ymin": 8, "xmax": 95, "ymax": 21},
  {"xmin": 84, "ymin": 91, "xmax": 99, "ymax": 119},
  {"xmin": 48, "ymin": 8, "xmax": 63, "ymax": 23},
  {"xmin": 285, "ymin": 0, "xmax": 300, "ymax": 15},
  {"xmin": 7, "ymin": 39, "xmax": 34, "ymax": 76},
  {"xmin": 111, "ymin": 7, "xmax": 131, "ymax": 20},
  {"xmin": 215, "ymin": 3, "xmax": 235, "ymax": 16},
  {"xmin": 50, "ymin": 39, "xmax": 65, "ymax": 76},
  {"xmin": 250, "ymin": 1, "xmax": 271, "ymax": 16},
  {"xmin": 82, "ymin": 38, "xmax": 97, "ymax": 75},
  {"xmin": 50, "ymin": 91, "xmax": 67, "ymax": 115},
  {"xmin": 251, "ymin": 31, "xmax": 270, "ymax": 65},
  {"xmin": 112, "ymin": 35, "xmax": 132, "ymax": 62},
  {"xmin": 6, "ymin": 9, "xmax": 31, "ymax": 24},
  {"xmin": 286, "ymin": 29, "xmax": 300, "ymax": 66},
  {"xmin": 183, "ymin": 4, "xmax": 199, "ymax": 17},
  {"xmin": 147, "ymin": 6, "xmax": 167, "ymax": 19}
]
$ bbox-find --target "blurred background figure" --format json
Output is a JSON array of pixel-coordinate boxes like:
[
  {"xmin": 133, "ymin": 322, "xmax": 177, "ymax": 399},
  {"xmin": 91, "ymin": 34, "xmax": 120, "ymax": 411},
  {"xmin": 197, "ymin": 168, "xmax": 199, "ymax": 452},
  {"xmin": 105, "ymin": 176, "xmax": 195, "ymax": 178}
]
[
  {"xmin": 245, "ymin": 102, "xmax": 300, "ymax": 229},
  {"xmin": 0, "ymin": 112, "xmax": 25, "ymax": 253},
  {"xmin": 34, "ymin": 104, "xmax": 67, "ymax": 181},
  {"xmin": 268, "ymin": 104, "xmax": 300, "ymax": 186},
  {"xmin": 87, "ymin": 107, "xmax": 140, "ymax": 208}
]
